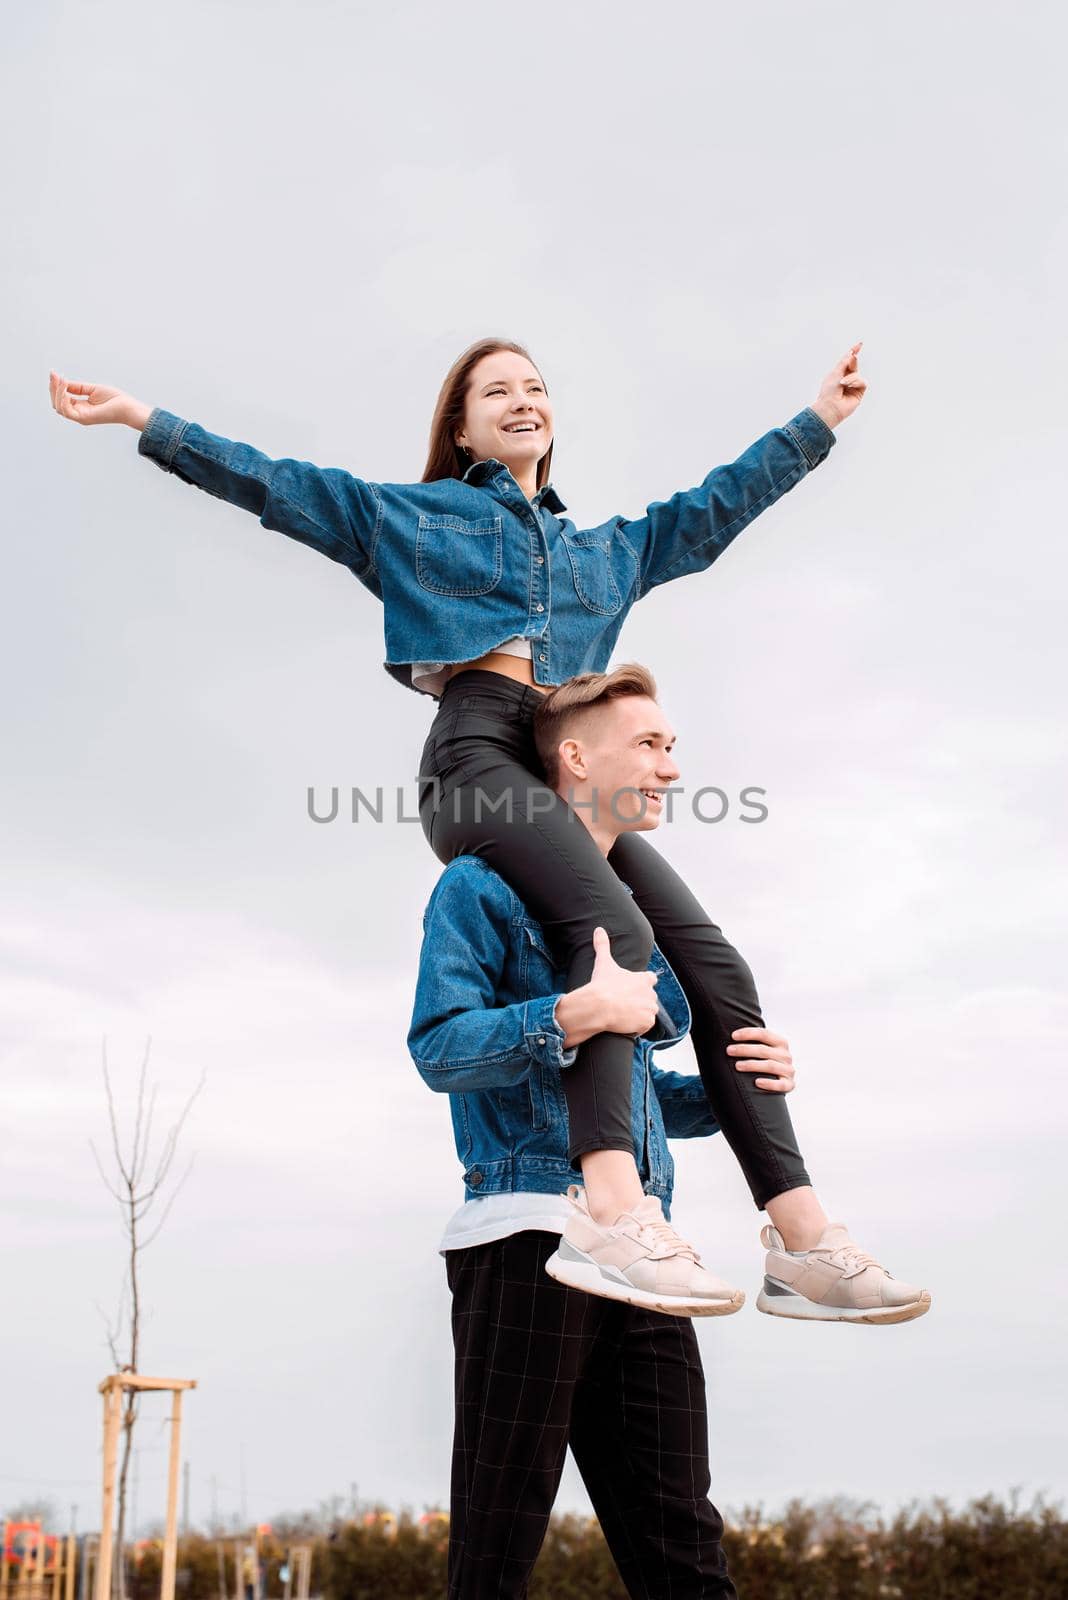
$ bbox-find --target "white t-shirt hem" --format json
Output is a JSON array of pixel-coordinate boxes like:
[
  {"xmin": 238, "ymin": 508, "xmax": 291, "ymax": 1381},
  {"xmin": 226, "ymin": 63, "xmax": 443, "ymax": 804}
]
[
  {"xmin": 412, "ymin": 636, "xmax": 534, "ymax": 698},
  {"xmin": 438, "ymin": 1190, "xmax": 572, "ymax": 1255}
]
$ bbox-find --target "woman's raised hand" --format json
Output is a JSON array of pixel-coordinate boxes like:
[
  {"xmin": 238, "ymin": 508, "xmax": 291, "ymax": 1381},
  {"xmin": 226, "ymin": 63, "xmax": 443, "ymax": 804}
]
[
  {"xmin": 48, "ymin": 371, "xmax": 152, "ymax": 430},
  {"xmin": 810, "ymin": 342, "xmax": 867, "ymax": 430}
]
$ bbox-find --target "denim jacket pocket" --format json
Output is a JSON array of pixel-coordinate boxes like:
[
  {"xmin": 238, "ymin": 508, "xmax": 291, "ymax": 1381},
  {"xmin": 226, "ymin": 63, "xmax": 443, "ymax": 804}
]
[
  {"xmin": 520, "ymin": 922, "xmax": 557, "ymax": 990},
  {"xmin": 450, "ymin": 1093, "xmax": 474, "ymax": 1164},
  {"xmin": 522, "ymin": 921, "xmax": 552, "ymax": 955},
  {"xmin": 518, "ymin": 926, "xmax": 569, "ymax": 1134},
  {"xmin": 526, "ymin": 1071, "xmax": 549, "ymax": 1131},
  {"xmin": 562, "ymin": 531, "xmax": 625, "ymax": 616},
  {"xmin": 416, "ymin": 512, "xmax": 504, "ymax": 597}
]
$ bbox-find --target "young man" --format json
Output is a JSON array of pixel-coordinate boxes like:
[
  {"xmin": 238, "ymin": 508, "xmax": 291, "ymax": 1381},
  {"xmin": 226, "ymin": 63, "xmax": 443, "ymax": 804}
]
[
  {"xmin": 407, "ymin": 665, "xmax": 797, "ymax": 1597},
  {"xmin": 407, "ymin": 663, "xmax": 928, "ymax": 1596}
]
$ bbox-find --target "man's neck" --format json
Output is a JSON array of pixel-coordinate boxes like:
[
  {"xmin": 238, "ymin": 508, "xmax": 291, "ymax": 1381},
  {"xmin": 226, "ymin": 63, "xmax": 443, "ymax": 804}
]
[{"xmin": 554, "ymin": 785, "xmax": 618, "ymax": 857}]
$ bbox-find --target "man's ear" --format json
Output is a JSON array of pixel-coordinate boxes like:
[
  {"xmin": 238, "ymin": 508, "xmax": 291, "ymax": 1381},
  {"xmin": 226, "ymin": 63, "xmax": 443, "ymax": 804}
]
[{"xmin": 558, "ymin": 737, "xmax": 586, "ymax": 781}]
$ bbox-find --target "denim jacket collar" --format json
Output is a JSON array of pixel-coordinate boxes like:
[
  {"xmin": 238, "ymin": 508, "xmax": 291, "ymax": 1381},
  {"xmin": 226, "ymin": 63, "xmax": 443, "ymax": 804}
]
[{"xmin": 460, "ymin": 456, "xmax": 568, "ymax": 515}]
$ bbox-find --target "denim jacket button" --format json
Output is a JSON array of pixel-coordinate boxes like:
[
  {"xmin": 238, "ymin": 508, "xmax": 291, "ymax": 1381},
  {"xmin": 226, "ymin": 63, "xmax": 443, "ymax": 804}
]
[
  {"xmin": 468, "ymin": 1169, "xmax": 484, "ymax": 1186},
  {"xmin": 536, "ymin": 1036, "xmax": 546, "ymax": 1045},
  {"xmin": 535, "ymin": 603, "xmax": 544, "ymax": 612}
]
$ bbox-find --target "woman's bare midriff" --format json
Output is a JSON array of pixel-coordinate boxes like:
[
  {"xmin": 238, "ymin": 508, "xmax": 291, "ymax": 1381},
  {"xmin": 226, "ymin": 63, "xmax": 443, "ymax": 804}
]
[{"xmin": 443, "ymin": 652, "xmax": 558, "ymax": 693}]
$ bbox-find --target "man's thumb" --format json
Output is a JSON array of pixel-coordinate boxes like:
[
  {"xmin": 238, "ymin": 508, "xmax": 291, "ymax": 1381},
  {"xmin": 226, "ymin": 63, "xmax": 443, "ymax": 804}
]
[{"xmin": 591, "ymin": 925, "xmax": 612, "ymax": 965}]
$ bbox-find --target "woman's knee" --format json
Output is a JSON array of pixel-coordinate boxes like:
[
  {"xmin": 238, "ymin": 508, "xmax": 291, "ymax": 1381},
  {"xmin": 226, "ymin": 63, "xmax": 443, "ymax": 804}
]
[
  {"xmin": 656, "ymin": 921, "xmax": 759, "ymax": 1002},
  {"xmin": 611, "ymin": 904, "xmax": 655, "ymax": 970}
]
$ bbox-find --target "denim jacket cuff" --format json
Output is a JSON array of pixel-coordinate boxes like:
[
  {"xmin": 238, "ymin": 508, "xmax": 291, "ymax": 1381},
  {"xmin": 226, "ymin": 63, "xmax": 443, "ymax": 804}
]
[
  {"xmin": 784, "ymin": 407, "xmax": 837, "ymax": 469},
  {"xmin": 524, "ymin": 994, "xmax": 578, "ymax": 1070},
  {"xmin": 138, "ymin": 407, "xmax": 190, "ymax": 470}
]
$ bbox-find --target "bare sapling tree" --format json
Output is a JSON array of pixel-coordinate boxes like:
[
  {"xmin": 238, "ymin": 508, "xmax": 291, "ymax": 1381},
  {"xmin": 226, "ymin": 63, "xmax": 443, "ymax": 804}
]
[{"xmin": 91, "ymin": 1036, "xmax": 205, "ymax": 1600}]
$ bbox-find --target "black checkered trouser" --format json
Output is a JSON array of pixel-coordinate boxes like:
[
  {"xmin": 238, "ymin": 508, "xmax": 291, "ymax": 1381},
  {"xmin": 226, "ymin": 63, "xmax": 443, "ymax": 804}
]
[{"xmin": 445, "ymin": 1230, "xmax": 738, "ymax": 1600}]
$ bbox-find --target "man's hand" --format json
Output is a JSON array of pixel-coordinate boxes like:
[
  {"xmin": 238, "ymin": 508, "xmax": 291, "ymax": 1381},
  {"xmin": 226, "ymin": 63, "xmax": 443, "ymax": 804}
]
[
  {"xmin": 726, "ymin": 1027, "xmax": 796, "ymax": 1093},
  {"xmin": 49, "ymin": 371, "xmax": 152, "ymax": 431},
  {"xmin": 589, "ymin": 925, "xmax": 659, "ymax": 1035},
  {"xmin": 809, "ymin": 343, "xmax": 867, "ymax": 430},
  {"xmin": 553, "ymin": 926, "xmax": 659, "ymax": 1048}
]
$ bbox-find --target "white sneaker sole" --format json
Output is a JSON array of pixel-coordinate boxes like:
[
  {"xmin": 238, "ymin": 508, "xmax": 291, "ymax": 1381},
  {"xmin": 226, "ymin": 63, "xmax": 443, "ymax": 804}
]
[
  {"xmin": 545, "ymin": 1246, "xmax": 744, "ymax": 1318},
  {"xmin": 756, "ymin": 1281, "xmax": 932, "ymax": 1325}
]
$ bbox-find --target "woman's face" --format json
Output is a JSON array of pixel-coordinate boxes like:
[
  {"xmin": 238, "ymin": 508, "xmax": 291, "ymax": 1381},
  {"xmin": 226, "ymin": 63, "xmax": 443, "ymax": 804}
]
[{"xmin": 455, "ymin": 350, "xmax": 554, "ymax": 478}]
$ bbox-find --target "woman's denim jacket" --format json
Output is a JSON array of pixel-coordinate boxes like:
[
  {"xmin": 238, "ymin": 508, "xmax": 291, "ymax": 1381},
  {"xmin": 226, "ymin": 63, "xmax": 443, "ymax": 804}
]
[
  {"xmin": 407, "ymin": 855, "xmax": 719, "ymax": 1214},
  {"xmin": 138, "ymin": 405, "xmax": 835, "ymax": 699}
]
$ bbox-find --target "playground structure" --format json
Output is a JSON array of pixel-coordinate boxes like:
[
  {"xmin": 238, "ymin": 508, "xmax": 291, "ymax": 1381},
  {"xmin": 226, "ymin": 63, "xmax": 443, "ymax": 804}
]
[
  {"xmin": 280, "ymin": 1547, "xmax": 310, "ymax": 1600},
  {"xmin": 94, "ymin": 1375, "xmax": 196, "ymax": 1600},
  {"xmin": 3, "ymin": 1527, "xmax": 316, "ymax": 1600},
  {"xmin": 0, "ymin": 1525, "xmax": 77, "ymax": 1600},
  {"xmin": 224, "ymin": 1531, "xmax": 311, "ymax": 1600}
]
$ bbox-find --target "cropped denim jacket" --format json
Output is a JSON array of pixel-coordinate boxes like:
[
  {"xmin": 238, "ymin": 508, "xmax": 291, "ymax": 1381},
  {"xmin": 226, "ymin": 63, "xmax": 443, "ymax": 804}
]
[
  {"xmin": 407, "ymin": 855, "xmax": 720, "ymax": 1212},
  {"xmin": 138, "ymin": 404, "xmax": 835, "ymax": 699}
]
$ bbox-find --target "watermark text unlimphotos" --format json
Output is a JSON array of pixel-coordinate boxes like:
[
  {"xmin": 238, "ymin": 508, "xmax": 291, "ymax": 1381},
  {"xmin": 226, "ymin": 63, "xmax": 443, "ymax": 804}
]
[{"xmin": 306, "ymin": 782, "xmax": 769, "ymax": 825}]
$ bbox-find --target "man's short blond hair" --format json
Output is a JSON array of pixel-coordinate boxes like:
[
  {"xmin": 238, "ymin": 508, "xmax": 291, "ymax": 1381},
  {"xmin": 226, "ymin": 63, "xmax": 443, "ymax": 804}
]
[{"xmin": 533, "ymin": 663, "xmax": 659, "ymax": 787}]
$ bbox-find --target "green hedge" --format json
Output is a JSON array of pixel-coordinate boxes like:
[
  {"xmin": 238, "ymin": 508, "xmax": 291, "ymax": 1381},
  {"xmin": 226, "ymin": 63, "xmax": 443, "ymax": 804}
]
[
  {"xmin": 120, "ymin": 1497, "xmax": 1068, "ymax": 1600},
  {"xmin": 323, "ymin": 1496, "xmax": 1067, "ymax": 1600}
]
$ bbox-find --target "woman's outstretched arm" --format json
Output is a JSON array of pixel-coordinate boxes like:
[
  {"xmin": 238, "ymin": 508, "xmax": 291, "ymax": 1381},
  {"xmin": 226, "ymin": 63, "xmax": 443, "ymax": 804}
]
[
  {"xmin": 618, "ymin": 345, "xmax": 867, "ymax": 600},
  {"xmin": 48, "ymin": 371, "xmax": 382, "ymax": 583}
]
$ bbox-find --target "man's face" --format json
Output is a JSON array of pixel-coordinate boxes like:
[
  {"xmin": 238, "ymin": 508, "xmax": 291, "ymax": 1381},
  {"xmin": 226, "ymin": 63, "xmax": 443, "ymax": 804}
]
[{"xmin": 561, "ymin": 695, "xmax": 681, "ymax": 831}]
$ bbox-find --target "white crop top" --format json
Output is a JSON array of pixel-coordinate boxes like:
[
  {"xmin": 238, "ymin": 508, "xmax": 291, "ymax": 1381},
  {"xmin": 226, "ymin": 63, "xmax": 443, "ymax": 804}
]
[{"xmin": 410, "ymin": 636, "xmax": 533, "ymax": 699}]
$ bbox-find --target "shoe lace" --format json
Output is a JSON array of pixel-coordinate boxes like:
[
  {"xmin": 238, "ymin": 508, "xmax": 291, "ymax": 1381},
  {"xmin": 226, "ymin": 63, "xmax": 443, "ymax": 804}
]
[
  {"xmin": 628, "ymin": 1215, "xmax": 700, "ymax": 1263},
  {"xmin": 817, "ymin": 1241, "xmax": 885, "ymax": 1280}
]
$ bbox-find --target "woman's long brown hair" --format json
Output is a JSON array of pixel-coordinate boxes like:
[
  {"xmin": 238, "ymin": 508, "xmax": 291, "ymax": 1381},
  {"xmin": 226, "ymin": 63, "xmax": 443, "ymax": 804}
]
[{"xmin": 421, "ymin": 337, "xmax": 555, "ymax": 488}]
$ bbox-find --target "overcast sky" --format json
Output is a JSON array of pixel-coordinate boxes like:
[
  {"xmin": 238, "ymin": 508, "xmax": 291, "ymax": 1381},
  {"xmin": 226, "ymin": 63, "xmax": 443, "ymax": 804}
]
[{"xmin": 3, "ymin": 0, "xmax": 1066, "ymax": 1537}]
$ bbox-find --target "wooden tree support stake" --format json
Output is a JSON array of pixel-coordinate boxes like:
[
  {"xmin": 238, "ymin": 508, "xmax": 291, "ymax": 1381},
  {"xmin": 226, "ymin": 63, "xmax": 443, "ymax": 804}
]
[{"xmin": 93, "ymin": 1377, "xmax": 196, "ymax": 1600}]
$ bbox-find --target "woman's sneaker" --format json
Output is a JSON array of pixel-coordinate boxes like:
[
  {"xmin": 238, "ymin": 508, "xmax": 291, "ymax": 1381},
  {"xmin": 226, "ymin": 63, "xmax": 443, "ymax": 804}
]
[
  {"xmin": 756, "ymin": 1221, "xmax": 931, "ymax": 1324},
  {"xmin": 544, "ymin": 1185, "xmax": 744, "ymax": 1317}
]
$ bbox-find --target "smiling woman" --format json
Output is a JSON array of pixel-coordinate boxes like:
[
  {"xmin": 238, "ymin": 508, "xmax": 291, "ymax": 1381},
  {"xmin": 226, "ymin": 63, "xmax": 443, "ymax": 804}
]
[
  {"xmin": 45, "ymin": 336, "xmax": 894, "ymax": 1318},
  {"xmin": 411, "ymin": 340, "xmax": 559, "ymax": 695},
  {"xmin": 421, "ymin": 338, "xmax": 555, "ymax": 500}
]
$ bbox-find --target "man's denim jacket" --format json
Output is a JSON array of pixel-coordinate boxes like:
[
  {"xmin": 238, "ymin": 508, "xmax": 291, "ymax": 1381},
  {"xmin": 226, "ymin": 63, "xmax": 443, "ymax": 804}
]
[
  {"xmin": 407, "ymin": 855, "xmax": 720, "ymax": 1213},
  {"xmin": 138, "ymin": 405, "xmax": 834, "ymax": 699}
]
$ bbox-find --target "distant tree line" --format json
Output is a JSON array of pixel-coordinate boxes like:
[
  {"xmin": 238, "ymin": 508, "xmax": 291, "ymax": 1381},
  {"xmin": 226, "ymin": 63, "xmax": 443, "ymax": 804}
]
[{"xmin": 117, "ymin": 1496, "xmax": 1067, "ymax": 1600}]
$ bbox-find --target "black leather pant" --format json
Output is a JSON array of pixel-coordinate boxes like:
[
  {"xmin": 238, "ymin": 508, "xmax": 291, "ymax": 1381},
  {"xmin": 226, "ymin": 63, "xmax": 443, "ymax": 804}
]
[{"xmin": 418, "ymin": 670, "xmax": 809, "ymax": 1207}]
